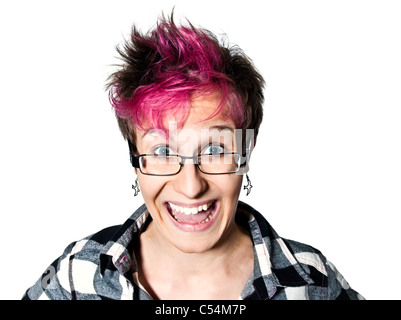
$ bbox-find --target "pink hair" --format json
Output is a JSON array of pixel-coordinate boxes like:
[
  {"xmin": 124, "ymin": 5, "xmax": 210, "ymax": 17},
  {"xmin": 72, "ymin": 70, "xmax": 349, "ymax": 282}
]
[{"xmin": 108, "ymin": 18, "xmax": 245, "ymax": 132}]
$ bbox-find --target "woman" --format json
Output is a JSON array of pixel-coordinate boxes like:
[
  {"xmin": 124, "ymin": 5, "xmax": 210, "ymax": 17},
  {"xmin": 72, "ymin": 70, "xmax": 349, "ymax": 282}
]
[{"xmin": 23, "ymin": 14, "xmax": 363, "ymax": 300}]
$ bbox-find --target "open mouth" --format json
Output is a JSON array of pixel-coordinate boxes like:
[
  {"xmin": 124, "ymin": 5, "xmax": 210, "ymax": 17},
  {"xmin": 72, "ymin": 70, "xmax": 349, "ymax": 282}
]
[{"xmin": 165, "ymin": 200, "xmax": 217, "ymax": 227}]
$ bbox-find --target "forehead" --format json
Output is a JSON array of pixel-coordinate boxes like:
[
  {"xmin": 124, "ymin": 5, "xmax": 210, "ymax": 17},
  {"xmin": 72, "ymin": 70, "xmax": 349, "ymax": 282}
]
[
  {"xmin": 185, "ymin": 91, "xmax": 231, "ymax": 122},
  {"xmin": 136, "ymin": 92, "xmax": 236, "ymax": 141}
]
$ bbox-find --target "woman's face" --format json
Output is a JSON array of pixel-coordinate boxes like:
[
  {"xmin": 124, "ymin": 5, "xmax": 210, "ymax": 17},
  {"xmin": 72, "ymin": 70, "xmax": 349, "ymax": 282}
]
[{"xmin": 134, "ymin": 92, "xmax": 244, "ymax": 253}]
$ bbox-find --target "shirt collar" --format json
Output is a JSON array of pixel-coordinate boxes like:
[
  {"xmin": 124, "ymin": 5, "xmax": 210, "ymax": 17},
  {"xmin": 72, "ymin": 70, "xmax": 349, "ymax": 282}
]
[
  {"xmin": 100, "ymin": 201, "xmax": 314, "ymax": 300},
  {"xmin": 99, "ymin": 203, "xmax": 148, "ymax": 276}
]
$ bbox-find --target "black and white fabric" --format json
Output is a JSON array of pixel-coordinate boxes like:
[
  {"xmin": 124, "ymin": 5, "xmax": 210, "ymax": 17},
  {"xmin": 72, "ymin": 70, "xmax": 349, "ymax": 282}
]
[{"xmin": 22, "ymin": 201, "xmax": 364, "ymax": 300}]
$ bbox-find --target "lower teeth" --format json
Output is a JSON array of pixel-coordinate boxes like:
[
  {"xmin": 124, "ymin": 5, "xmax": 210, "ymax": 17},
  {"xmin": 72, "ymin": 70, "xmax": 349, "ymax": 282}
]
[{"xmin": 201, "ymin": 214, "xmax": 212, "ymax": 223}]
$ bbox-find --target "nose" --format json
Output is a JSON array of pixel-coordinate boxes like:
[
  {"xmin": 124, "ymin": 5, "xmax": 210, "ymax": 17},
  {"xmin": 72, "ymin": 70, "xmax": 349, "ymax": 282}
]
[{"xmin": 173, "ymin": 158, "xmax": 207, "ymax": 199}]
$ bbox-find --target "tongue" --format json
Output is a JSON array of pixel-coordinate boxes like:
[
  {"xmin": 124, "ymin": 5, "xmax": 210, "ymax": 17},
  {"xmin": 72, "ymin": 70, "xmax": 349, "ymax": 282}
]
[{"xmin": 171, "ymin": 207, "xmax": 212, "ymax": 224}]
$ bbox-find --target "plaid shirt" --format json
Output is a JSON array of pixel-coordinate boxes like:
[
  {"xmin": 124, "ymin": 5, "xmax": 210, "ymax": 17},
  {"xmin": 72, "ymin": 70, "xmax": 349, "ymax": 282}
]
[{"xmin": 22, "ymin": 201, "xmax": 364, "ymax": 300}]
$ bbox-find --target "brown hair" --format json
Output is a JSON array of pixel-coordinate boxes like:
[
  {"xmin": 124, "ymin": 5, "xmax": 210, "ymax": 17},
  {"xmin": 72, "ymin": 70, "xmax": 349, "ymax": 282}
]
[{"xmin": 106, "ymin": 13, "xmax": 265, "ymax": 154}]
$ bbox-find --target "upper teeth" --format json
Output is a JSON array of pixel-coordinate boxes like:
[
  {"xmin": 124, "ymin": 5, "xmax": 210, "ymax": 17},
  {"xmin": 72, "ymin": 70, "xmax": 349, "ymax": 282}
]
[{"xmin": 169, "ymin": 202, "xmax": 213, "ymax": 215}]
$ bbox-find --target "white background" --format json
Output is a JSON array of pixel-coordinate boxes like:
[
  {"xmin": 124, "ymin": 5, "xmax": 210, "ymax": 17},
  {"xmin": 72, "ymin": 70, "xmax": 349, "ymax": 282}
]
[{"xmin": 1, "ymin": 0, "xmax": 400, "ymax": 300}]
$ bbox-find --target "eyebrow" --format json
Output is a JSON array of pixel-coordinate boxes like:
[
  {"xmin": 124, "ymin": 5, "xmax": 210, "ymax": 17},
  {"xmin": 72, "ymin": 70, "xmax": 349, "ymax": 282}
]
[{"xmin": 141, "ymin": 128, "xmax": 168, "ymax": 139}]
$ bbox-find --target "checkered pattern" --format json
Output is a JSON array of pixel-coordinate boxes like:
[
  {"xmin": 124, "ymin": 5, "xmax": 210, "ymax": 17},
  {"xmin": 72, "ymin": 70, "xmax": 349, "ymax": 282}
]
[{"xmin": 22, "ymin": 201, "xmax": 364, "ymax": 300}]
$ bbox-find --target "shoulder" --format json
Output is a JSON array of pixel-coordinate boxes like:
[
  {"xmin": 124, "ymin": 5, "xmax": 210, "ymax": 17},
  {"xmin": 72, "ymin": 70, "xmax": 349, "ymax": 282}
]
[
  {"xmin": 237, "ymin": 201, "xmax": 364, "ymax": 300},
  {"xmin": 22, "ymin": 225, "xmax": 122, "ymax": 300},
  {"xmin": 280, "ymin": 238, "xmax": 364, "ymax": 300},
  {"xmin": 23, "ymin": 204, "xmax": 149, "ymax": 300}
]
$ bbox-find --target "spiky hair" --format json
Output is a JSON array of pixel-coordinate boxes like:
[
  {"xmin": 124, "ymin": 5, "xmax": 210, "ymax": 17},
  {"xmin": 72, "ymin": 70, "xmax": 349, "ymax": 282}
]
[{"xmin": 107, "ymin": 13, "xmax": 264, "ymax": 153}]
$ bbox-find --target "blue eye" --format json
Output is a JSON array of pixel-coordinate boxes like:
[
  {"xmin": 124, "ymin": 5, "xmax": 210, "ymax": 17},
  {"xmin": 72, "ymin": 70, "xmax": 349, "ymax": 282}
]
[
  {"xmin": 205, "ymin": 145, "xmax": 224, "ymax": 155},
  {"xmin": 153, "ymin": 146, "xmax": 172, "ymax": 156}
]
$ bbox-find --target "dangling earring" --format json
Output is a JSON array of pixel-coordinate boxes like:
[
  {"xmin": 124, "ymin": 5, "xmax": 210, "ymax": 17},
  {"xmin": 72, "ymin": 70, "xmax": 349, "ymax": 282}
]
[
  {"xmin": 243, "ymin": 173, "xmax": 253, "ymax": 196},
  {"xmin": 132, "ymin": 177, "xmax": 140, "ymax": 196}
]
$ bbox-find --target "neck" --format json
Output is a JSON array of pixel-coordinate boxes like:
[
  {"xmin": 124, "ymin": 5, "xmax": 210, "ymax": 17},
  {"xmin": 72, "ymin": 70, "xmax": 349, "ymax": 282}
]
[
  {"xmin": 135, "ymin": 219, "xmax": 254, "ymax": 299},
  {"xmin": 138, "ymin": 220, "xmax": 252, "ymax": 277}
]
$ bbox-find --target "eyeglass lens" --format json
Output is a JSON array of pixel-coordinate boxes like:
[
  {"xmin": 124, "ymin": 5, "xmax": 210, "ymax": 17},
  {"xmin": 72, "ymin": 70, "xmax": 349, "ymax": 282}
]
[{"xmin": 139, "ymin": 154, "xmax": 240, "ymax": 175}]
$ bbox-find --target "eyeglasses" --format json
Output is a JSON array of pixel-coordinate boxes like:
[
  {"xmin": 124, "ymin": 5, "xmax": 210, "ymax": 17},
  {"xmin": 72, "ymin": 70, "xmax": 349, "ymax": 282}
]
[{"xmin": 129, "ymin": 152, "xmax": 247, "ymax": 176}]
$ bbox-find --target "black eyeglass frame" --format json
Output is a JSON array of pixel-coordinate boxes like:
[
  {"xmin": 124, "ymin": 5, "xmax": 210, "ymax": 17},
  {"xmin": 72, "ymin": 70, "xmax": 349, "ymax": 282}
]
[{"xmin": 128, "ymin": 141, "xmax": 247, "ymax": 176}]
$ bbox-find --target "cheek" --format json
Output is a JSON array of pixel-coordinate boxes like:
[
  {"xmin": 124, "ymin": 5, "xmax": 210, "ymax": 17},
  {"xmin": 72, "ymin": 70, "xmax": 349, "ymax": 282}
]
[
  {"xmin": 137, "ymin": 176, "xmax": 166, "ymax": 205},
  {"xmin": 213, "ymin": 174, "xmax": 243, "ymax": 198},
  {"xmin": 139, "ymin": 174, "xmax": 243, "ymax": 204}
]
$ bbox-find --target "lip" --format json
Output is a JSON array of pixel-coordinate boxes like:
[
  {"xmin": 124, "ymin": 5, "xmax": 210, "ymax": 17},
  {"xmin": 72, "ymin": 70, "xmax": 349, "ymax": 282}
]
[{"xmin": 164, "ymin": 200, "xmax": 220, "ymax": 232}]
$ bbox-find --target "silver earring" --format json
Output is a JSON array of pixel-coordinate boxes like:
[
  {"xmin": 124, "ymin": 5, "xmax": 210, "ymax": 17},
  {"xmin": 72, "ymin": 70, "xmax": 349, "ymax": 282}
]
[
  {"xmin": 132, "ymin": 177, "xmax": 140, "ymax": 196},
  {"xmin": 243, "ymin": 173, "xmax": 253, "ymax": 196}
]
